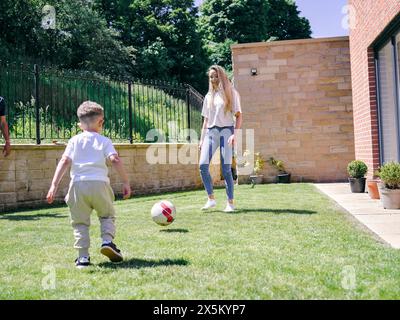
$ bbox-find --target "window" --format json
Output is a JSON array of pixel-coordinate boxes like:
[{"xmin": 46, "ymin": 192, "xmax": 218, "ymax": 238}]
[{"xmin": 377, "ymin": 38, "xmax": 399, "ymax": 163}]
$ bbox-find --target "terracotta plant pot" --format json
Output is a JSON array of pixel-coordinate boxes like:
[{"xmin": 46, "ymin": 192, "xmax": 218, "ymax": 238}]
[{"xmin": 367, "ymin": 179, "xmax": 380, "ymax": 199}]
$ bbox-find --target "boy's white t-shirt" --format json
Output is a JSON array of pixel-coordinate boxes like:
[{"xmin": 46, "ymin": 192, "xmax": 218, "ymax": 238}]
[
  {"xmin": 201, "ymin": 88, "xmax": 242, "ymax": 128},
  {"xmin": 63, "ymin": 131, "xmax": 117, "ymax": 183}
]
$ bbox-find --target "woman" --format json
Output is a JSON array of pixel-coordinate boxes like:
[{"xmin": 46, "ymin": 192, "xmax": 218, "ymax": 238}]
[{"xmin": 199, "ymin": 65, "xmax": 242, "ymax": 212}]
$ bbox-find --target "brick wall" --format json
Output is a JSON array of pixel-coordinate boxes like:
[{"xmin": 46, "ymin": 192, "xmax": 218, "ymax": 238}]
[
  {"xmin": 349, "ymin": 0, "xmax": 400, "ymax": 178},
  {"xmin": 232, "ymin": 37, "xmax": 355, "ymax": 182},
  {"xmin": 0, "ymin": 144, "xmax": 221, "ymax": 211}
]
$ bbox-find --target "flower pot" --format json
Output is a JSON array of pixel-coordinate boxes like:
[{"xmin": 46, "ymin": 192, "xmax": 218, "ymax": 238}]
[
  {"xmin": 277, "ymin": 173, "xmax": 291, "ymax": 184},
  {"xmin": 249, "ymin": 175, "xmax": 263, "ymax": 188},
  {"xmin": 348, "ymin": 177, "xmax": 366, "ymax": 193},
  {"xmin": 367, "ymin": 179, "xmax": 380, "ymax": 199},
  {"xmin": 378, "ymin": 184, "xmax": 400, "ymax": 209}
]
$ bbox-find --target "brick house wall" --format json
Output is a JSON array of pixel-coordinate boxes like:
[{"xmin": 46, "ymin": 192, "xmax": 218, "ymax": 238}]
[
  {"xmin": 349, "ymin": 0, "xmax": 400, "ymax": 178},
  {"xmin": 232, "ymin": 37, "xmax": 355, "ymax": 182},
  {"xmin": 0, "ymin": 144, "xmax": 221, "ymax": 211}
]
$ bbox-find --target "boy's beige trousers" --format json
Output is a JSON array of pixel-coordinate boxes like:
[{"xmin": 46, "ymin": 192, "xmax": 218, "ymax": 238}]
[{"xmin": 65, "ymin": 181, "xmax": 116, "ymax": 252}]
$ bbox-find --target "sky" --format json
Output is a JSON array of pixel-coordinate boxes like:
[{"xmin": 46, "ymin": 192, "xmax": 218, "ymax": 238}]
[{"xmin": 194, "ymin": 0, "xmax": 349, "ymax": 38}]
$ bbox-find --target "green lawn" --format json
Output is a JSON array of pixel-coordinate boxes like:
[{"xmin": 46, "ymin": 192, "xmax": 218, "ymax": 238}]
[{"xmin": 1, "ymin": 184, "xmax": 400, "ymax": 299}]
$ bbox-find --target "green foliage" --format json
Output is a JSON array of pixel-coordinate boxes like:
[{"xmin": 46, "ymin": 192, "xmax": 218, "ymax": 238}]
[
  {"xmin": 0, "ymin": 0, "xmax": 135, "ymax": 77},
  {"xmin": 237, "ymin": 150, "xmax": 264, "ymax": 175},
  {"xmin": 136, "ymin": 38, "xmax": 174, "ymax": 79},
  {"xmin": 268, "ymin": 157, "xmax": 287, "ymax": 173},
  {"xmin": 254, "ymin": 152, "xmax": 265, "ymax": 175},
  {"xmin": 3, "ymin": 68, "xmax": 201, "ymax": 143},
  {"xmin": 378, "ymin": 162, "xmax": 400, "ymax": 189},
  {"xmin": 265, "ymin": 0, "xmax": 312, "ymax": 41},
  {"xmin": 347, "ymin": 160, "xmax": 368, "ymax": 178},
  {"xmin": 198, "ymin": 0, "xmax": 312, "ymax": 71},
  {"xmin": 0, "ymin": 0, "xmax": 312, "ymax": 91},
  {"xmin": 199, "ymin": 0, "xmax": 270, "ymax": 44},
  {"xmin": 205, "ymin": 39, "xmax": 237, "ymax": 72},
  {"xmin": 95, "ymin": 0, "xmax": 209, "ymax": 92}
]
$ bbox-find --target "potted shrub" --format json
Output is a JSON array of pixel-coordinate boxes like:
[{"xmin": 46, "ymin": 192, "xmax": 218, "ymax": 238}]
[
  {"xmin": 377, "ymin": 162, "xmax": 400, "ymax": 209},
  {"xmin": 268, "ymin": 157, "xmax": 291, "ymax": 183},
  {"xmin": 347, "ymin": 160, "xmax": 367, "ymax": 193},
  {"xmin": 367, "ymin": 169, "xmax": 381, "ymax": 200},
  {"xmin": 249, "ymin": 152, "xmax": 264, "ymax": 187},
  {"xmin": 236, "ymin": 150, "xmax": 264, "ymax": 187}
]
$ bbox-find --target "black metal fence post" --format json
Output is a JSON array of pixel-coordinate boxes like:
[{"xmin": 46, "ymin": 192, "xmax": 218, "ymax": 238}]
[
  {"xmin": 2, "ymin": 61, "xmax": 204, "ymax": 143},
  {"xmin": 34, "ymin": 64, "xmax": 41, "ymax": 145},
  {"xmin": 186, "ymin": 86, "xmax": 191, "ymax": 142},
  {"xmin": 128, "ymin": 81, "xmax": 133, "ymax": 144}
]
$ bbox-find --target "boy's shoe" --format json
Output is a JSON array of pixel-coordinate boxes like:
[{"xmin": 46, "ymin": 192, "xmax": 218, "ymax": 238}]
[
  {"xmin": 223, "ymin": 203, "xmax": 235, "ymax": 213},
  {"xmin": 75, "ymin": 256, "xmax": 91, "ymax": 269},
  {"xmin": 100, "ymin": 242, "xmax": 123, "ymax": 262},
  {"xmin": 201, "ymin": 199, "xmax": 216, "ymax": 210}
]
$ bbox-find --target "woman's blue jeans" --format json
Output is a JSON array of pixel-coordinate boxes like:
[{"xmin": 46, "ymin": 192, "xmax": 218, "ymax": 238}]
[{"xmin": 199, "ymin": 126, "xmax": 234, "ymax": 200}]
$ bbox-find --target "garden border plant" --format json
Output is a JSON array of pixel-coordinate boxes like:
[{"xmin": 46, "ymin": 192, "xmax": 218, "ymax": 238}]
[{"xmin": 347, "ymin": 160, "xmax": 368, "ymax": 193}]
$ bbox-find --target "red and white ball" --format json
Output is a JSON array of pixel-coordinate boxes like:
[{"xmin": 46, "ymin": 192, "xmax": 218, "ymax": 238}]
[{"xmin": 151, "ymin": 200, "xmax": 176, "ymax": 226}]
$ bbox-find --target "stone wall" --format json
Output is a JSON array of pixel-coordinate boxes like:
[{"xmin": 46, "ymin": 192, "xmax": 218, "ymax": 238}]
[
  {"xmin": 0, "ymin": 143, "xmax": 221, "ymax": 211},
  {"xmin": 232, "ymin": 37, "xmax": 355, "ymax": 182}
]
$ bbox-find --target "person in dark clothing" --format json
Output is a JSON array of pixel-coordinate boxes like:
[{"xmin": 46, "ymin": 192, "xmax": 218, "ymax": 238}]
[{"xmin": 0, "ymin": 96, "xmax": 11, "ymax": 157}]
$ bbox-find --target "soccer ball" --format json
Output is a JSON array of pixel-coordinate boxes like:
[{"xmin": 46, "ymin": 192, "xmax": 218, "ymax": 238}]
[{"xmin": 151, "ymin": 200, "xmax": 176, "ymax": 226}]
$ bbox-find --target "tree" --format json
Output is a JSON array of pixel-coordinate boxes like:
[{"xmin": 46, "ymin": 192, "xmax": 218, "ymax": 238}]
[
  {"xmin": 204, "ymin": 39, "xmax": 236, "ymax": 74},
  {"xmin": 199, "ymin": 0, "xmax": 270, "ymax": 44},
  {"xmin": 95, "ymin": 0, "xmax": 209, "ymax": 91},
  {"xmin": 265, "ymin": 0, "xmax": 312, "ymax": 40},
  {"xmin": 0, "ymin": 0, "xmax": 39, "ymax": 60},
  {"xmin": 0, "ymin": 0, "xmax": 135, "ymax": 77},
  {"xmin": 198, "ymin": 0, "xmax": 312, "ymax": 71}
]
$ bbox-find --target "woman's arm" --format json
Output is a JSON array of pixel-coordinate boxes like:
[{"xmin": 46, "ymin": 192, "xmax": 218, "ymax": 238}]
[
  {"xmin": 199, "ymin": 117, "xmax": 208, "ymax": 150},
  {"xmin": 234, "ymin": 112, "xmax": 242, "ymax": 135},
  {"xmin": 228, "ymin": 112, "xmax": 242, "ymax": 146}
]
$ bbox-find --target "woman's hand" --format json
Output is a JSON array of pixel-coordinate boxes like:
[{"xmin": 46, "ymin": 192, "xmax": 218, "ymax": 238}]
[{"xmin": 227, "ymin": 134, "xmax": 235, "ymax": 146}]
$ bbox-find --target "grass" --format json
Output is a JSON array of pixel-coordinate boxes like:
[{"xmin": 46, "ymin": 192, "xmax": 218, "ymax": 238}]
[{"xmin": 1, "ymin": 183, "xmax": 400, "ymax": 299}]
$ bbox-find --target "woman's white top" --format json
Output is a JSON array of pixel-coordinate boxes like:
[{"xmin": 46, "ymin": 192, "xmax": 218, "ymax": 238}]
[{"xmin": 201, "ymin": 88, "xmax": 242, "ymax": 128}]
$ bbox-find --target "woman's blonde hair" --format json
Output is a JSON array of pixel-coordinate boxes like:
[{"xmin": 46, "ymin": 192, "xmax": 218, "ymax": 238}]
[{"xmin": 207, "ymin": 65, "xmax": 233, "ymax": 113}]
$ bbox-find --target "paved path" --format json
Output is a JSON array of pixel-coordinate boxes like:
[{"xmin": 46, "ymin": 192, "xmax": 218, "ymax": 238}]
[{"xmin": 314, "ymin": 183, "xmax": 400, "ymax": 249}]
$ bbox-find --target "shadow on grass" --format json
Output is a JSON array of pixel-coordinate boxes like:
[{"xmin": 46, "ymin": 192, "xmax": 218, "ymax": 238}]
[
  {"xmin": 0, "ymin": 212, "xmax": 67, "ymax": 221},
  {"xmin": 97, "ymin": 257, "xmax": 189, "ymax": 269},
  {"xmin": 159, "ymin": 228, "xmax": 189, "ymax": 233},
  {"xmin": 228, "ymin": 208, "xmax": 317, "ymax": 215}
]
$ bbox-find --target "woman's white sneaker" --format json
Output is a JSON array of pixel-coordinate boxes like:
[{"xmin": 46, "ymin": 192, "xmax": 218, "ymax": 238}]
[
  {"xmin": 201, "ymin": 199, "xmax": 216, "ymax": 210},
  {"xmin": 224, "ymin": 203, "xmax": 235, "ymax": 212}
]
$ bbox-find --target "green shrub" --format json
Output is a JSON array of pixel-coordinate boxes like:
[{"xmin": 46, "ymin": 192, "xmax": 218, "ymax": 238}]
[
  {"xmin": 347, "ymin": 160, "xmax": 368, "ymax": 178},
  {"xmin": 254, "ymin": 153, "xmax": 265, "ymax": 175},
  {"xmin": 378, "ymin": 162, "xmax": 400, "ymax": 189},
  {"xmin": 268, "ymin": 157, "xmax": 287, "ymax": 174}
]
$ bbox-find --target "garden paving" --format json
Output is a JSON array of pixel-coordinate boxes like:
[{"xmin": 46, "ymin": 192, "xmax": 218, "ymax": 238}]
[{"xmin": 315, "ymin": 183, "xmax": 400, "ymax": 249}]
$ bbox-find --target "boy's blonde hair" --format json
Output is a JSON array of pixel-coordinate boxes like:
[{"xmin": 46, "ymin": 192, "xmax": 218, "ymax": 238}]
[{"xmin": 77, "ymin": 101, "xmax": 104, "ymax": 125}]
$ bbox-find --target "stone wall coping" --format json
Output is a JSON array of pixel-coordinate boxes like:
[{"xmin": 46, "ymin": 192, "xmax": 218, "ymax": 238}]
[
  {"xmin": 0, "ymin": 143, "xmax": 198, "ymax": 150},
  {"xmin": 231, "ymin": 36, "xmax": 349, "ymax": 50}
]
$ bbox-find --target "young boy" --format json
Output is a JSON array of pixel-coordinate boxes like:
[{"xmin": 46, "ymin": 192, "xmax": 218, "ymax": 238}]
[{"xmin": 46, "ymin": 101, "xmax": 131, "ymax": 268}]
